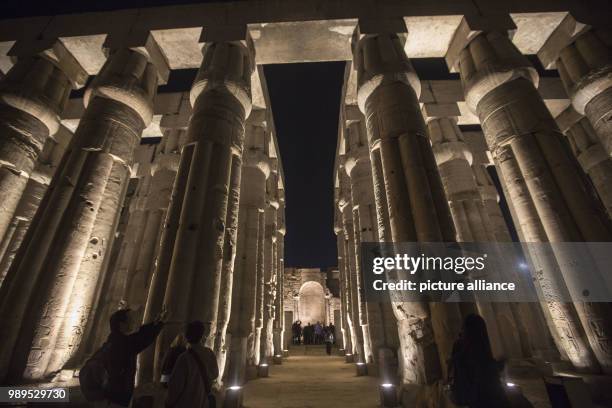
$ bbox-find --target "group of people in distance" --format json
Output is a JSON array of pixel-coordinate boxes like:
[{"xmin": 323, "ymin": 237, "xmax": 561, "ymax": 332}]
[{"xmin": 291, "ymin": 320, "xmax": 336, "ymax": 354}]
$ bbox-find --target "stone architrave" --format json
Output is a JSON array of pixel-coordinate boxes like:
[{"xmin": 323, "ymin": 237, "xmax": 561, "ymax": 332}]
[
  {"xmin": 0, "ymin": 44, "xmax": 158, "ymax": 381},
  {"xmin": 353, "ymin": 18, "xmax": 462, "ymax": 385},
  {"xmin": 447, "ymin": 15, "xmax": 612, "ymax": 373}
]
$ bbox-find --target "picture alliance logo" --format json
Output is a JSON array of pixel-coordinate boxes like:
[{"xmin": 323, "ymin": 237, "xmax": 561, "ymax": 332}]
[{"xmin": 371, "ymin": 253, "xmax": 488, "ymax": 275}]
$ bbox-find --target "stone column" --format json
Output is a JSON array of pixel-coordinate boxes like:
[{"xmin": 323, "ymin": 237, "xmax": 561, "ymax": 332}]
[
  {"xmin": 0, "ymin": 44, "xmax": 158, "ymax": 381},
  {"xmin": 334, "ymin": 216, "xmax": 352, "ymax": 353},
  {"xmin": 539, "ymin": 14, "xmax": 612, "ymax": 155},
  {"xmin": 447, "ymin": 15, "xmax": 612, "ymax": 373},
  {"xmin": 226, "ymin": 116, "xmax": 269, "ymax": 385},
  {"xmin": 260, "ymin": 170, "xmax": 279, "ymax": 362},
  {"xmin": 337, "ymin": 170, "xmax": 366, "ymax": 363},
  {"xmin": 556, "ymin": 107, "xmax": 612, "ymax": 218},
  {"xmin": 343, "ymin": 108, "xmax": 399, "ymax": 379},
  {"xmin": 155, "ymin": 31, "xmax": 254, "ymax": 366},
  {"xmin": 0, "ymin": 126, "xmax": 73, "ymax": 288},
  {"xmin": 0, "ymin": 40, "xmax": 86, "ymax": 250},
  {"xmin": 273, "ymin": 198, "xmax": 286, "ymax": 356},
  {"xmin": 353, "ymin": 19, "xmax": 461, "ymax": 386},
  {"xmin": 422, "ymin": 103, "xmax": 523, "ymax": 360}
]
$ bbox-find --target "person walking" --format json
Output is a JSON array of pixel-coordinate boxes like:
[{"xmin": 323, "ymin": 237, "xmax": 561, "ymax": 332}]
[
  {"xmin": 324, "ymin": 329, "xmax": 334, "ymax": 355},
  {"xmin": 166, "ymin": 321, "xmax": 219, "ymax": 408}
]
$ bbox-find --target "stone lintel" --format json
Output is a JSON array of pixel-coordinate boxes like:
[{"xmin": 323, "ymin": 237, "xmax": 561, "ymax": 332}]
[
  {"xmin": 105, "ymin": 31, "xmax": 171, "ymax": 85},
  {"xmin": 200, "ymin": 24, "xmax": 249, "ymax": 43},
  {"xmin": 445, "ymin": 14, "xmax": 516, "ymax": 72},
  {"xmin": 354, "ymin": 18, "xmax": 407, "ymax": 45},
  {"xmin": 555, "ymin": 105, "xmax": 583, "ymax": 133},
  {"xmin": 248, "ymin": 108, "xmax": 268, "ymax": 127},
  {"xmin": 421, "ymin": 102, "xmax": 461, "ymax": 119},
  {"xmin": 160, "ymin": 93, "xmax": 192, "ymax": 129},
  {"xmin": 8, "ymin": 38, "xmax": 88, "ymax": 88}
]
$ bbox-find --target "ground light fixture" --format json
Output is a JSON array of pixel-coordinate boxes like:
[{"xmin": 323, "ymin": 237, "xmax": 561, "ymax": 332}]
[
  {"xmin": 224, "ymin": 385, "xmax": 243, "ymax": 408},
  {"xmin": 257, "ymin": 363, "xmax": 269, "ymax": 377},
  {"xmin": 273, "ymin": 354, "xmax": 283, "ymax": 364},
  {"xmin": 355, "ymin": 361, "xmax": 367, "ymax": 376},
  {"xmin": 345, "ymin": 353, "xmax": 354, "ymax": 363},
  {"xmin": 379, "ymin": 383, "xmax": 399, "ymax": 407}
]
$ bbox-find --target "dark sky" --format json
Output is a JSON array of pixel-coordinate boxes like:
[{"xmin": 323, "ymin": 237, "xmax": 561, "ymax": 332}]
[{"xmin": 265, "ymin": 63, "xmax": 346, "ymax": 268}]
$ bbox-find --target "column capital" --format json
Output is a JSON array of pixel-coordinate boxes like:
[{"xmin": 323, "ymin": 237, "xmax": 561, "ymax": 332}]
[
  {"xmin": 445, "ymin": 14, "xmax": 516, "ymax": 73},
  {"xmin": 9, "ymin": 38, "xmax": 88, "ymax": 89},
  {"xmin": 84, "ymin": 48, "xmax": 158, "ymax": 127},
  {"xmin": 243, "ymin": 117, "xmax": 271, "ymax": 179},
  {"xmin": 422, "ymin": 105, "xmax": 473, "ymax": 167},
  {"xmin": 190, "ymin": 26, "xmax": 255, "ymax": 116},
  {"xmin": 160, "ymin": 92, "xmax": 192, "ymax": 130},
  {"xmin": 351, "ymin": 18, "xmax": 420, "ymax": 112},
  {"xmin": 537, "ymin": 13, "xmax": 592, "ymax": 70},
  {"xmin": 421, "ymin": 102, "xmax": 461, "ymax": 122},
  {"xmin": 104, "ymin": 32, "xmax": 170, "ymax": 85}
]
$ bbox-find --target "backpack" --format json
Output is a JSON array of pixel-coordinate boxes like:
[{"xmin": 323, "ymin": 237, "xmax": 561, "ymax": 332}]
[{"xmin": 79, "ymin": 342, "xmax": 111, "ymax": 401}]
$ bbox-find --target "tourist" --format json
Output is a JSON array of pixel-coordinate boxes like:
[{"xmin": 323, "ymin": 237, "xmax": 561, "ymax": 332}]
[
  {"xmin": 328, "ymin": 323, "xmax": 336, "ymax": 343},
  {"xmin": 314, "ymin": 321, "xmax": 323, "ymax": 344},
  {"xmin": 160, "ymin": 333, "xmax": 188, "ymax": 386},
  {"xmin": 105, "ymin": 307, "xmax": 166, "ymax": 407},
  {"xmin": 324, "ymin": 329, "xmax": 334, "ymax": 355},
  {"xmin": 448, "ymin": 314, "xmax": 510, "ymax": 408},
  {"xmin": 304, "ymin": 323, "xmax": 313, "ymax": 344},
  {"xmin": 166, "ymin": 321, "xmax": 219, "ymax": 408}
]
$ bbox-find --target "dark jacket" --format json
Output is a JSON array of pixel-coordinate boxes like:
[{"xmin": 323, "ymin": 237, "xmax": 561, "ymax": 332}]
[{"xmin": 106, "ymin": 322, "xmax": 164, "ymax": 406}]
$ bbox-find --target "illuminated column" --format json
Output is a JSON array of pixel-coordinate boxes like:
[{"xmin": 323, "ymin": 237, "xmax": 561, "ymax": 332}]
[
  {"xmin": 0, "ymin": 126, "xmax": 73, "ymax": 288},
  {"xmin": 260, "ymin": 169, "xmax": 279, "ymax": 362},
  {"xmin": 273, "ymin": 198, "xmax": 286, "ymax": 355},
  {"xmin": 334, "ymin": 212, "xmax": 353, "ymax": 354},
  {"xmin": 0, "ymin": 43, "xmax": 159, "ymax": 381},
  {"xmin": 337, "ymin": 170, "xmax": 366, "ymax": 363},
  {"xmin": 447, "ymin": 15, "xmax": 612, "ymax": 373},
  {"xmin": 156, "ymin": 29, "xmax": 254, "ymax": 366},
  {"xmin": 226, "ymin": 115, "xmax": 269, "ymax": 386},
  {"xmin": 343, "ymin": 107, "xmax": 399, "ymax": 378},
  {"xmin": 214, "ymin": 134, "xmax": 244, "ymax": 383},
  {"xmin": 353, "ymin": 18, "xmax": 461, "ymax": 385},
  {"xmin": 421, "ymin": 103, "xmax": 523, "ymax": 359},
  {"xmin": 0, "ymin": 40, "xmax": 86, "ymax": 250},
  {"xmin": 556, "ymin": 107, "xmax": 612, "ymax": 218},
  {"xmin": 539, "ymin": 15, "xmax": 612, "ymax": 155}
]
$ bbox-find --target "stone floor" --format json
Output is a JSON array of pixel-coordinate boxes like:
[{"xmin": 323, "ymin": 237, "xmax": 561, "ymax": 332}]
[{"xmin": 243, "ymin": 345, "xmax": 381, "ymax": 408}]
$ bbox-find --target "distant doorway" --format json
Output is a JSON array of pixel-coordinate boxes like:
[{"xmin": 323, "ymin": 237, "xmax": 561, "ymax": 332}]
[{"xmin": 298, "ymin": 281, "xmax": 326, "ymax": 325}]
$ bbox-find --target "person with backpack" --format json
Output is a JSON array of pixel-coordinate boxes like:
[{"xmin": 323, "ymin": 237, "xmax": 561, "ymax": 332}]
[
  {"xmin": 97, "ymin": 307, "xmax": 166, "ymax": 407},
  {"xmin": 324, "ymin": 329, "xmax": 334, "ymax": 355},
  {"xmin": 448, "ymin": 313, "xmax": 510, "ymax": 408},
  {"xmin": 165, "ymin": 321, "xmax": 219, "ymax": 408}
]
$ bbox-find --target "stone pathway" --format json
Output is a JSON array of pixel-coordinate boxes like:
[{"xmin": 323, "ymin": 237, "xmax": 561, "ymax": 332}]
[{"xmin": 243, "ymin": 346, "xmax": 380, "ymax": 408}]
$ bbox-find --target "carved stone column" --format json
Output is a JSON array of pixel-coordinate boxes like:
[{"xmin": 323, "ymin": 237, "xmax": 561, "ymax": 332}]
[
  {"xmin": 155, "ymin": 31, "xmax": 254, "ymax": 367},
  {"xmin": 447, "ymin": 15, "xmax": 612, "ymax": 373},
  {"xmin": 260, "ymin": 170, "xmax": 279, "ymax": 362},
  {"xmin": 556, "ymin": 107, "xmax": 612, "ymax": 218},
  {"xmin": 0, "ymin": 44, "xmax": 158, "ymax": 381},
  {"xmin": 0, "ymin": 126, "xmax": 73, "ymax": 288},
  {"xmin": 0, "ymin": 41, "xmax": 86, "ymax": 249},
  {"xmin": 353, "ymin": 19, "xmax": 461, "ymax": 386},
  {"xmin": 226, "ymin": 116, "xmax": 269, "ymax": 386},
  {"xmin": 539, "ymin": 15, "xmax": 612, "ymax": 155},
  {"xmin": 337, "ymin": 170, "xmax": 366, "ymax": 363},
  {"xmin": 273, "ymin": 197, "xmax": 286, "ymax": 356},
  {"xmin": 344, "ymin": 108, "xmax": 399, "ymax": 378},
  {"xmin": 334, "ymin": 213, "xmax": 353, "ymax": 354}
]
